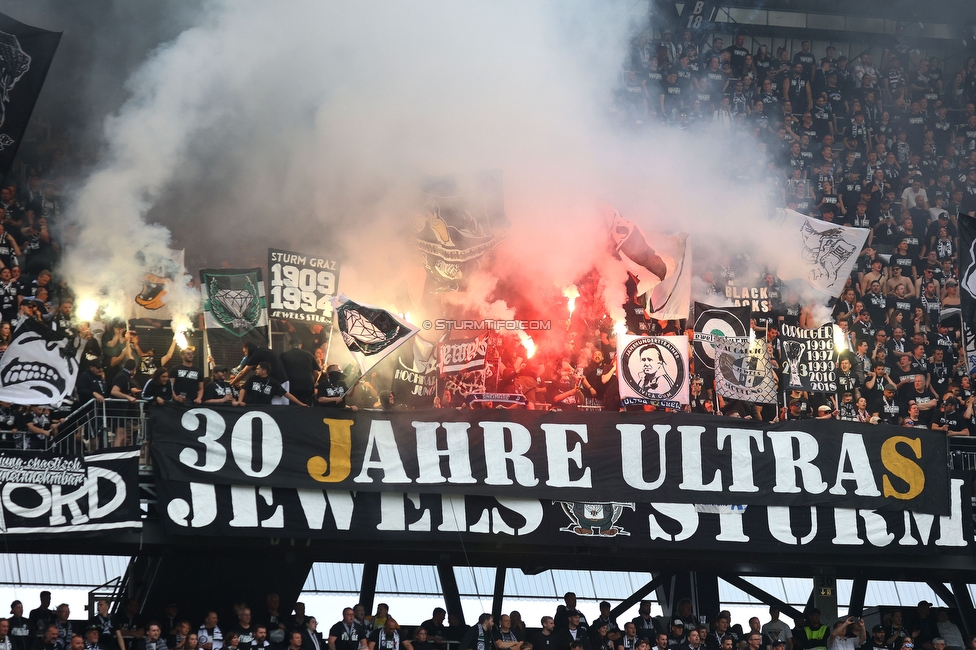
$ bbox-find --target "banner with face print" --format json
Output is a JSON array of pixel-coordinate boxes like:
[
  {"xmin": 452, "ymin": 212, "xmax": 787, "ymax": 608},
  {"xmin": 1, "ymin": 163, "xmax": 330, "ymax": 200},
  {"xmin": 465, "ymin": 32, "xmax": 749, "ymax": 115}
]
[{"xmin": 616, "ymin": 334, "xmax": 689, "ymax": 407}]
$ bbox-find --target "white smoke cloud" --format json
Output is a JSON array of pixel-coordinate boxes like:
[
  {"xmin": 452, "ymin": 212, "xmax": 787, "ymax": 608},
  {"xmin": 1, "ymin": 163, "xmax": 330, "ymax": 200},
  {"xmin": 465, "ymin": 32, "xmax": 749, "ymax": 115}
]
[{"xmin": 60, "ymin": 0, "xmax": 795, "ymax": 331}]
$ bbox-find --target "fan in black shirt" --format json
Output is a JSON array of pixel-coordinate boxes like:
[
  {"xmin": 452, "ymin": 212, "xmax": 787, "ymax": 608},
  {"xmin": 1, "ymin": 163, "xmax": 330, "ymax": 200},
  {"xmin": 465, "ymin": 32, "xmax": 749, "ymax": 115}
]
[
  {"xmin": 171, "ymin": 347, "xmax": 205, "ymax": 403},
  {"xmin": 238, "ymin": 362, "xmax": 308, "ymax": 407},
  {"xmin": 329, "ymin": 610, "xmax": 367, "ymax": 650}
]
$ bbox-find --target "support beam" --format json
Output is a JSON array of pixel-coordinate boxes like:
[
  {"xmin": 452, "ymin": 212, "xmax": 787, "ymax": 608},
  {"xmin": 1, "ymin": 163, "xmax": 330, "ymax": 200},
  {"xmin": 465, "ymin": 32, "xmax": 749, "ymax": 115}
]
[
  {"xmin": 609, "ymin": 573, "xmax": 674, "ymax": 620},
  {"xmin": 695, "ymin": 574, "xmax": 720, "ymax": 623},
  {"xmin": 438, "ymin": 563, "xmax": 466, "ymax": 627},
  {"xmin": 847, "ymin": 578, "xmax": 868, "ymax": 617},
  {"xmin": 492, "ymin": 568, "xmax": 507, "ymax": 620},
  {"xmin": 359, "ymin": 563, "xmax": 379, "ymax": 615},
  {"xmin": 927, "ymin": 581, "xmax": 957, "ymax": 610},
  {"xmin": 950, "ymin": 581, "xmax": 975, "ymax": 641},
  {"xmin": 720, "ymin": 575, "xmax": 805, "ymax": 622}
]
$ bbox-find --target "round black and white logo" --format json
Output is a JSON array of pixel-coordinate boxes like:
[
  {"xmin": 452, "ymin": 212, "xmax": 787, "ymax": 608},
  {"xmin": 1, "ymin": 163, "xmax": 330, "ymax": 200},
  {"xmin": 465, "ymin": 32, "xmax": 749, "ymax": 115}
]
[
  {"xmin": 693, "ymin": 307, "xmax": 749, "ymax": 371},
  {"xmin": 621, "ymin": 337, "xmax": 685, "ymax": 400}
]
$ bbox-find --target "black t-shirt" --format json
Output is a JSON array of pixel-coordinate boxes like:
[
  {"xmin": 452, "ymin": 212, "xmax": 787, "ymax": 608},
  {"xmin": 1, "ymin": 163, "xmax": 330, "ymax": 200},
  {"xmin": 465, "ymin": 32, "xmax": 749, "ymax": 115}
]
[
  {"xmin": 203, "ymin": 379, "xmax": 236, "ymax": 402},
  {"xmin": 904, "ymin": 388, "xmax": 937, "ymax": 424},
  {"xmin": 329, "ymin": 622, "xmax": 366, "ymax": 650},
  {"xmin": 243, "ymin": 347, "xmax": 286, "ymax": 383},
  {"xmin": 938, "ymin": 411, "xmax": 969, "ymax": 434},
  {"xmin": 142, "ymin": 378, "xmax": 173, "ymax": 402},
  {"xmin": 232, "ymin": 627, "xmax": 256, "ymax": 648},
  {"xmin": 369, "ymin": 630, "xmax": 403, "ymax": 650},
  {"xmin": 112, "ymin": 370, "xmax": 138, "ymax": 397},
  {"xmin": 872, "ymin": 396, "xmax": 905, "ymax": 425},
  {"xmin": 171, "ymin": 365, "xmax": 204, "ymax": 399},
  {"xmin": 533, "ymin": 632, "xmax": 559, "ymax": 650},
  {"xmin": 9, "ymin": 615, "xmax": 31, "ymax": 650},
  {"xmin": 315, "ymin": 374, "xmax": 348, "ymax": 408},
  {"xmin": 244, "ymin": 376, "xmax": 286, "ymax": 405},
  {"xmin": 889, "ymin": 254, "xmax": 915, "ymax": 275}
]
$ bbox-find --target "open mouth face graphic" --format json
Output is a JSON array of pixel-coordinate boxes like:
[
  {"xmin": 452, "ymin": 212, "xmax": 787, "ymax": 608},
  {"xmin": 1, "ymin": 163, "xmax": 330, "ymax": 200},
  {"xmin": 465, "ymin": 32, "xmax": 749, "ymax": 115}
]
[{"xmin": 0, "ymin": 331, "xmax": 75, "ymax": 399}]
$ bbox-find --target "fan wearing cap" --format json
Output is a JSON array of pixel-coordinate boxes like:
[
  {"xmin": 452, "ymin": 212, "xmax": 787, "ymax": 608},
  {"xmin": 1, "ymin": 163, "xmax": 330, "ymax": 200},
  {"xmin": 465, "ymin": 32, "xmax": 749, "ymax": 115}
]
[
  {"xmin": 237, "ymin": 362, "xmax": 308, "ymax": 407},
  {"xmin": 934, "ymin": 396, "xmax": 971, "ymax": 436},
  {"xmin": 203, "ymin": 367, "xmax": 238, "ymax": 405},
  {"xmin": 795, "ymin": 609, "xmax": 828, "ymax": 650},
  {"xmin": 316, "ymin": 364, "xmax": 355, "ymax": 410},
  {"xmin": 864, "ymin": 627, "xmax": 888, "ymax": 650},
  {"xmin": 84, "ymin": 624, "xmax": 105, "ymax": 650},
  {"xmin": 665, "ymin": 619, "xmax": 685, "ymax": 650}
]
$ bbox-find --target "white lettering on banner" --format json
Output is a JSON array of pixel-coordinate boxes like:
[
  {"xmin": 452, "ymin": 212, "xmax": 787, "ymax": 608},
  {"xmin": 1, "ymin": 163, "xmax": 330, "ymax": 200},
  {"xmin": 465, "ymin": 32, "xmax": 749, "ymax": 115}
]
[
  {"xmin": 354, "ymin": 420, "xmax": 410, "ymax": 483},
  {"xmin": 297, "ymin": 489, "xmax": 354, "ymax": 530},
  {"xmin": 767, "ymin": 431, "xmax": 828, "ymax": 494},
  {"xmin": 647, "ymin": 503, "xmax": 699, "ymax": 541},
  {"xmin": 542, "ymin": 424, "xmax": 592, "ymax": 488},
  {"xmin": 482, "ymin": 422, "xmax": 538, "ymax": 486},
  {"xmin": 618, "ymin": 424, "xmax": 668, "ymax": 490},
  {"xmin": 829, "ymin": 433, "xmax": 881, "ymax": 496},
  {"xmin": 1, "ymin": 467, "xmax": 128, "ymax": 528},
  {"xmin": 679, "ymin": 426, "xmax": 722, "ymax": 492},
  {"xmin": 717, "ymin": 428, "xmax": 763, "ymax": 493},
  {"xmin": 163, "ymin": 409, "xmax": 945, "ymax": 511},
  {"xmin": 160, "ymin": 480, "xmax": 968, "ymax": 547},
  {"xmin": 414, "ymin": 421, "xmax": 476, "ymax": 484}
]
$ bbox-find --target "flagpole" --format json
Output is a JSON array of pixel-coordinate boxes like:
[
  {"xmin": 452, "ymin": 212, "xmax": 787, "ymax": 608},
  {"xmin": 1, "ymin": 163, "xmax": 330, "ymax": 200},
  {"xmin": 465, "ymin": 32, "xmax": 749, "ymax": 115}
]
[{"xmin": 323, "ymin": 313, "xmax": 336, "ymax": 367}]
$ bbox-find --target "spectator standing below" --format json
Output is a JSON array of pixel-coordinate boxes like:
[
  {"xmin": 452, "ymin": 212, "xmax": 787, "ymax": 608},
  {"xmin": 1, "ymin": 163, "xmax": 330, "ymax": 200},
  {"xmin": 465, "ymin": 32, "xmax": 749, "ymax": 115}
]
[
  {"xmin": 280, "ymin": 338, "xmax": 319, "ymax": 407},
  {"xmin": 329, "ymin": 609, "xmax": 367, "ymax": 650},
  {"xmin": 461, "ymin": 616, "xmax": 495, "ymax": 650},
  {"xmin": 761, "ymin": 609, "xmax": 792, "ymax": 650}
]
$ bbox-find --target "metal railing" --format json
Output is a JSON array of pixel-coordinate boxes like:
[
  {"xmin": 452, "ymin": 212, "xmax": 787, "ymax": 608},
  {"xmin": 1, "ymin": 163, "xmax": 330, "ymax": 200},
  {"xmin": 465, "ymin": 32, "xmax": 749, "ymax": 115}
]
[
  {"xmin": 0, "ymin": 398, "xmax": 150, "ymax": 456},
  {"xmin": 949, "ymin": 437, "xmax": 976, "ymax": 471}
]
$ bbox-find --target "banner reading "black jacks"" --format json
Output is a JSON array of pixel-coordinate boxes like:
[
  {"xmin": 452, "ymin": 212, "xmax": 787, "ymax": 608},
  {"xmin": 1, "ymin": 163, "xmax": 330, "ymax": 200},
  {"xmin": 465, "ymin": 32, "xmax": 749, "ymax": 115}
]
[
  {"xmin": 0, "ymin": 448, "xmax": 141, "ymax": 535},
  {"xmin": 151, "ymin": 405, "xmax": 950, "ymax": 516}
]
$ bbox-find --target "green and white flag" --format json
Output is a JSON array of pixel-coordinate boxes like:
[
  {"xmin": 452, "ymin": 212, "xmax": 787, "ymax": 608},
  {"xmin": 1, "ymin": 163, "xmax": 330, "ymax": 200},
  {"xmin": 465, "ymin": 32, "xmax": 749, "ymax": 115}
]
[{"xmin": 200, "ymin": 268, "xmax": 268, "ymax": 337}]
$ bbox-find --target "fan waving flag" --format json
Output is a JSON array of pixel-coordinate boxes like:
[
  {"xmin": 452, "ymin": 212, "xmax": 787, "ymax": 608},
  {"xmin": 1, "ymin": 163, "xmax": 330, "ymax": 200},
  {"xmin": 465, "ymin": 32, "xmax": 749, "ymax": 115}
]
[
  {"xmin": 0, "ymin": 13, "xmax": 61, "ymax": 180},
  {"xmin": 331, "ymin": 294, "xmax": 419, "ymax": 373},
  {"xmin": 713, "ymin": 337, "xmax": 778, "ymax": 404},
  {"xmin": 603, "ymin": 205, "xmax": 690, "ymax": 319},
  {"xmin": 773, "ymin": 209, "xmax": 869, "ymax": 298},
  {"xmin": 0, "ymin": 318, "xmax": 84, "ymax": 406}
]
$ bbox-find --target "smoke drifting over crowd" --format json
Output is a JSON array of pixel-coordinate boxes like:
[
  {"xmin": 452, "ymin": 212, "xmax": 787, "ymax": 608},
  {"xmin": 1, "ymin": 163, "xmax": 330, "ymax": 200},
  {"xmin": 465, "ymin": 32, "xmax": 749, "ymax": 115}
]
[{"xmin": 33, "ymin": 1, "xmax": 790, "ymax": 331}]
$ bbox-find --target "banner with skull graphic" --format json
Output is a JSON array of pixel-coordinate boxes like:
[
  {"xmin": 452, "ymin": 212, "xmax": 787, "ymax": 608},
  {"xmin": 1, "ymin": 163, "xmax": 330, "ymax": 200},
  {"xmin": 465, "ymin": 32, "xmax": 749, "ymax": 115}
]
[
  {"xmin": 0, "ymin": 12, "xmax": 61, "ymax": 180},
  {"xmin": 0, "ymin": 317, "xmax": 84, "ymax": 406},
  {"xmin": 774, "ymin": 209, "xmax": 869, "ymax": 298},
  {"xmin": 200, "ymin": 268, "xmax": 268, "ymax": 338}
]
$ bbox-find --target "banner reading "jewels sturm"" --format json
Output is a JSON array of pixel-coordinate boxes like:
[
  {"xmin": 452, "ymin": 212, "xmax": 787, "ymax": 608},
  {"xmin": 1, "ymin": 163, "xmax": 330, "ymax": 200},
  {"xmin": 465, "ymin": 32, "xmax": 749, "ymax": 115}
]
[{"xmin": 151, "ymin": 405, "xmax": 950, "ymax": 515}]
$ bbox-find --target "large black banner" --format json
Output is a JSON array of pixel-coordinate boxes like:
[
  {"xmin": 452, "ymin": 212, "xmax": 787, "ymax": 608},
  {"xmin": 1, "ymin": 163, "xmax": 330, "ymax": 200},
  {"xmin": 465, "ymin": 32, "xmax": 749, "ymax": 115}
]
[
  {"xmin": 960, "ymin": 214, "xmax": 976, "ymax": 332},
  {"xmin": 151, "ymin": 405, "xmax": 950, "ymax": 515},
  {"xmin": 779, "ymin": 323, "xmax": 838, "ymax": 393},
  {"xmin": 0, "ymin": 448, "xmax": 142, "ymax": 535},
  {"xmin": 152, "ymin": 471, "xmax": 972, "ymax": 554},
  {"xmin": 0, "ymin": 12, "xmax": 60, "ymax": 180}
]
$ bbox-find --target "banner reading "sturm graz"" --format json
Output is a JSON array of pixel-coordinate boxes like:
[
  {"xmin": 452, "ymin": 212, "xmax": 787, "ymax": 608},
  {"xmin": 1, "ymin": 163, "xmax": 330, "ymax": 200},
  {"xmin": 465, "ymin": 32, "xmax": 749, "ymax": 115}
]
[
  {"xmin": 150, "ymin": 405, "xmax": 951, "ymax": 515},
  {"xmin": 267, "ymin": 248, "xmax": 340, "ymax": 324}
]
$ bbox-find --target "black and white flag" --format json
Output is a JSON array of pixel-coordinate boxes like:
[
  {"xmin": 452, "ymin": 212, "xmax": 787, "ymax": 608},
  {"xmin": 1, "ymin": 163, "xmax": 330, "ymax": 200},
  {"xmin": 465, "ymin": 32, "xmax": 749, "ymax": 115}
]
[
  {"xmin": 0, "ymin": 13, "xmax": 60, "ymax": 180},
  {"xmin": 331, "ymin": 294, "xmax": 419, "ymax": 373},
  {"xmin": 713, "ymin": 337, "xmax": 778, "ymax": 404},
  {"xmin": 775, "ymin": 209, "xmax": 869, "ymax": 298},
  {"xmin": 0, "ymin": 318, "xmax": 83, "ymax": 405},
  {"xmin": 779, "ymin": 323, "xmax": 838, "ymax": 393},
  {"xmin": 692, "ymin": 302, "xmax": 750, "ymax": 376}
]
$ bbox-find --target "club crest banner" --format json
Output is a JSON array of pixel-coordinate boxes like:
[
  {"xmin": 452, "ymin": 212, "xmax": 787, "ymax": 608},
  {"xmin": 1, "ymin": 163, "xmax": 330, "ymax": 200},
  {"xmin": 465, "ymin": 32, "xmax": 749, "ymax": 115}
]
[
  {"xmin": 713, "ymin": 337, "xmax": 778, "ymax": 404},
  {"xmin": 200, "ymin": 268, "xmax": 268, "ymax": 338},
  {"xmin": 616, "ymin": 334, "xmax": 689, "ymax": 407}
]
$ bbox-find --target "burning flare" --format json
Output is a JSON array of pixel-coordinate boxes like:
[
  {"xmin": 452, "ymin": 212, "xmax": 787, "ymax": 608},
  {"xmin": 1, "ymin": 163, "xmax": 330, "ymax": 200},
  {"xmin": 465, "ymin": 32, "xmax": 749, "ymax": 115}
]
[
  {"xmin": 76, "ymin": 298, "xmax": 99, "ymax": 323},
  {"xmin": 518, "ymin": 331, "xmax": 536, "ymax": 358},
  {"xmin": 562, "ymin": 284, "xmax": 580, "ymax": 315},
  {"xmin": 172, "ymin": 316, "xmax": 193, "ymax": 350}
]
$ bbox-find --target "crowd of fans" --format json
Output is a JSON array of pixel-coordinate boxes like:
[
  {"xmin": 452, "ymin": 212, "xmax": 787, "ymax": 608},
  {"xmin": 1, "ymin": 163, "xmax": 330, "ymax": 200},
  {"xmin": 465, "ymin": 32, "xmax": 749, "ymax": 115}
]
[
  {"xmin": 5, "ymin": 27, "xmax": 976, "ymax": 448},
  {"xmin": 1, "ymin": 591, "xmax": 972, "ymax": 650}
]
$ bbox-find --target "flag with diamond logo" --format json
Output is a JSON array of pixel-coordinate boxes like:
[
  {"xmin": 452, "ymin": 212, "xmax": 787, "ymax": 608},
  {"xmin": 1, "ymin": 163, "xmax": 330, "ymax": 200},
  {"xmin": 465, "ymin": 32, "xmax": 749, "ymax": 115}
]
[
  {"xmin": 200, "ymin": 268, "xmax": 268, "ymax": 337},
  {"xmin": 331, "ymin": 294, "xmax": 419, "ymax": 373}
]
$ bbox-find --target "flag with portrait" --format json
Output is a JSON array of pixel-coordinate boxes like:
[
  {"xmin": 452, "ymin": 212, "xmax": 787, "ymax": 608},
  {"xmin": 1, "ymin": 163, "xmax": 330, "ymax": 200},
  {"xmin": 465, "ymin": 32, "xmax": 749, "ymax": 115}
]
[{"xmin": 616, "ymin": 334, "xmax": 689, "ymax": 407}]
